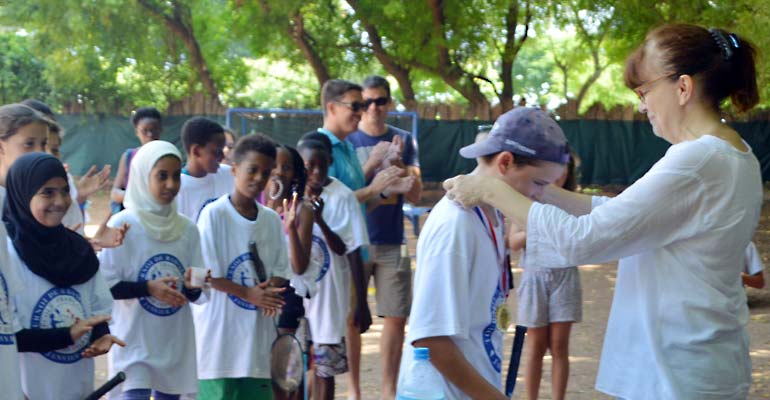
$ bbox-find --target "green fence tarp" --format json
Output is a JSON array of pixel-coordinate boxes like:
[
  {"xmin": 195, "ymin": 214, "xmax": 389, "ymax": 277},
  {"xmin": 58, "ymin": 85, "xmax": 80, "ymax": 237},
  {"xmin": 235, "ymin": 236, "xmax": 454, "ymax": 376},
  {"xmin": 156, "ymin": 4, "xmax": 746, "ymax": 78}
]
[{"xmin": 57, "ymin": 114, "xmax": 770, "ymax": 185}]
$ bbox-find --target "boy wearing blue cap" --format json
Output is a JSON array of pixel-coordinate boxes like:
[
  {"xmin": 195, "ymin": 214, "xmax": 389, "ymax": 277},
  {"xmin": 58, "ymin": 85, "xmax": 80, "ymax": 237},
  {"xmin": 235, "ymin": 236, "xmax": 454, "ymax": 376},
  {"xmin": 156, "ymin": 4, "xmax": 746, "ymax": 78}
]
[{"xmin": 401, "ymin": 108, "xmax": 570, "ymax": 399}]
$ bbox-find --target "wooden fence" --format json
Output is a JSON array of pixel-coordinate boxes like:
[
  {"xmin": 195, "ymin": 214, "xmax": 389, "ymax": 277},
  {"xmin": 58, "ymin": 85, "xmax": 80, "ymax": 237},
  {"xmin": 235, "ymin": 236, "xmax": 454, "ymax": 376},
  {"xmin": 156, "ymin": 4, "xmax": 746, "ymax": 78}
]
[{"xmin": 61, "ymin": 94, "xmax": 770, "ymax": 122}]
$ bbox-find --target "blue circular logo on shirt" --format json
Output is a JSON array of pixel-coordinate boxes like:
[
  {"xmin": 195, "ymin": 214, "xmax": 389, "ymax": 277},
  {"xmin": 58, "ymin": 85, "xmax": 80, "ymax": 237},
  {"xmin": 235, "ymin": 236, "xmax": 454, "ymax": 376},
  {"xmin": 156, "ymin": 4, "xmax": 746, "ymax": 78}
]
[
  {"xmin": 226, "ymin": 253, "xmax": 257, "ymax": 310},
  {"xmin": 312, "ymin": 235, "xmax": 331, "ymax": 283},
  {"xmin": 138, "ymin": 253, "xmax": 185, "ymax": 316},
  {"xmin": 483, "ymin": 286, "xmax": 504, "ymax": 373},
  {"xmin": 0, "ymin": 271, "xmax": 14, "ymax": 344},
  {"xmin": 31, "ymin": 287, "xmax": 89, "ymax": 363}
]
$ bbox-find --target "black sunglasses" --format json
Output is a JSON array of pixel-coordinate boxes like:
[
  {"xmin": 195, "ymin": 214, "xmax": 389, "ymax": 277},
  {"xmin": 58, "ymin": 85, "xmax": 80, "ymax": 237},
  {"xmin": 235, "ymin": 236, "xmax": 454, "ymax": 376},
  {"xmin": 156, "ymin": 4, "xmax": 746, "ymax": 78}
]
[
  {"xmin": 363, "ymin": 96, "xmax": 390, "ymax": 108},
  {"xmin": 334, "ymin": 100, "xmax": 368, "ymax": 113}
]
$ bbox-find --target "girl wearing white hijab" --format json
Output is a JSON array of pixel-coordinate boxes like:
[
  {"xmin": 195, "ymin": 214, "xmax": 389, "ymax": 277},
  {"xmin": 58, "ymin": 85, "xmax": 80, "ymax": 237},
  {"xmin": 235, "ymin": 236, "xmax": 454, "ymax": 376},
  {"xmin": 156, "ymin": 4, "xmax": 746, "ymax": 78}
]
[{"xmin": 99, "ymin": 140, "xmax": 207, "ymax": 400}]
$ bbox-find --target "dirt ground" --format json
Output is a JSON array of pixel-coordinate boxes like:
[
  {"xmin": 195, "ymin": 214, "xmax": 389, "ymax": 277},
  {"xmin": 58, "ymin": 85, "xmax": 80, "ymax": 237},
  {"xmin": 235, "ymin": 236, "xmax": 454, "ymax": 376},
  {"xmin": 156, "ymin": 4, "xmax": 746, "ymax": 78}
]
[{"xmin": 86, "ymin": 187, "xmax": 770, "ymax": 399}]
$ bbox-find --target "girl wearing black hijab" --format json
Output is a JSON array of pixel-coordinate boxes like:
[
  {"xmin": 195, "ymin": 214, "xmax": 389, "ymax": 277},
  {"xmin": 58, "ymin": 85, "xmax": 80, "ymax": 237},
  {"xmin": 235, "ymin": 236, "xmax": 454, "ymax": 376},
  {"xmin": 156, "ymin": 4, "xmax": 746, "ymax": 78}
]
[{"xmin": 5, "ymin": 152, "xmax": 125, "ymax": 400}]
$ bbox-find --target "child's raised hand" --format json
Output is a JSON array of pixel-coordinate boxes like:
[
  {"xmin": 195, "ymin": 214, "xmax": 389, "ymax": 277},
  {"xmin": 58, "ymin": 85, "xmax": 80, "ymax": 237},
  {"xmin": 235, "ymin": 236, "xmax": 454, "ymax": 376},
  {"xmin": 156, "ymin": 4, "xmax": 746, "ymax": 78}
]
[
  {"xmin": 77, "ymin": 164, "xmax": 111, "ymax": 200},
  {"xmin": 245, "ymin": 281, "xmax": 285, "ymax": 311},
  {"xmin": 147, "ymin": 276, "xmax": 187, "ymax": 307},
  {"xmin": 309, "ymin": 196, "xmax": 325, "ymax": 222},
  {"xmin": 282, "ymin": 192, "xmax": 299, "ymax": 231},
  {"xmin": 81, "ymin": 334, "xmax": 126, "ymax": 358},
  {"xmin": 90, "ymin": 217, "xmax": 130, "ymax": 251},
  {"xmin": 69, "ymin": 315, "xmax": 111, "ymax": 342}
]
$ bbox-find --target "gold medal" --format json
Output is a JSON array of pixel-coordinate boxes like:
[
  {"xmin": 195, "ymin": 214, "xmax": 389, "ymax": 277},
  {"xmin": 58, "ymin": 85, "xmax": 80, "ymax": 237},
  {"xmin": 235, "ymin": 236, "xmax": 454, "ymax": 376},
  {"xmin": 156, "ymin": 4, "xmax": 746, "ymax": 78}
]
[{"xmin": 496, "ymin": 304, "xmax": 511, "ymax": 332}]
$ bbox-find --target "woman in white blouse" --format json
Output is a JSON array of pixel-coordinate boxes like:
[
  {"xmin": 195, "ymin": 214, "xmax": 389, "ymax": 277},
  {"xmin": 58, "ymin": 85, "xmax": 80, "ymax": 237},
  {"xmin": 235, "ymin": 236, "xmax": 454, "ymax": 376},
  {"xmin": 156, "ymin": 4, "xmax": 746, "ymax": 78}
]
[{"xmin": 444, "ymin": 24, "xmax": 761, "ymax": 400}]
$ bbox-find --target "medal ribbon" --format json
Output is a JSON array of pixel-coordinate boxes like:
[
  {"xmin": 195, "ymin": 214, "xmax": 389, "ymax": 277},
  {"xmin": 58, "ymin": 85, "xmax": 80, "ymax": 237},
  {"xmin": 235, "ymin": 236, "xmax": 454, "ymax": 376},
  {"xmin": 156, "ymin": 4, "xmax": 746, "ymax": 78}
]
[{"xmin": 474, "ymin": 207, "xmax": 508, "ymax": 298}]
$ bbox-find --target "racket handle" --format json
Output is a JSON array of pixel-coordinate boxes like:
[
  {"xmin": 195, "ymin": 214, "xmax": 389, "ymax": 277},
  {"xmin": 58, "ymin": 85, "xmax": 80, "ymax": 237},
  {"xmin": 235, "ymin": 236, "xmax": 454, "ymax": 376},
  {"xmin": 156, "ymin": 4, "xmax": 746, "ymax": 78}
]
[{"xmin": 84, "ymin": 371, "xmax": 126, "ymax": 400}]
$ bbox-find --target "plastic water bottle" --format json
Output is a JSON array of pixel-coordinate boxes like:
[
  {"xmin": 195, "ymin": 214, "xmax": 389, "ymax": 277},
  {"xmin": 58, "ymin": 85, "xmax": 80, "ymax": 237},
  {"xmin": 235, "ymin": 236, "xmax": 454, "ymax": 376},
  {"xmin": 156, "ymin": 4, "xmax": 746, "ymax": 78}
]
[{"xmin": 396, "ymin": 347, "xmax": 445, "ymax": 400}]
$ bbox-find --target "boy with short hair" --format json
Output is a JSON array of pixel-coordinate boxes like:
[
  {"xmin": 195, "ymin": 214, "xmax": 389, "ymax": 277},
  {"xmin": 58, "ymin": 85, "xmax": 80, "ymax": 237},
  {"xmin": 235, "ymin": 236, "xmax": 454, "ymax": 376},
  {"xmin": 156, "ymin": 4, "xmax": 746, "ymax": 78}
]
[
  {"xmin": 347, "ymin": 75, "xmax": 422, "ymax": 397},
  {"xmin": 194, "ymin": 134, "xmax": 290, "ymax": 400},
  {"xmin": 297, "ymin": 138, "xmax": 369, "ymax": 400},
  {"xmin": 402, "ymin": 108, "xmax": 570, "ymax": 399},
  {"xmin": 178, "ymin": 116, "xmax": 234, "ymax": 222}
]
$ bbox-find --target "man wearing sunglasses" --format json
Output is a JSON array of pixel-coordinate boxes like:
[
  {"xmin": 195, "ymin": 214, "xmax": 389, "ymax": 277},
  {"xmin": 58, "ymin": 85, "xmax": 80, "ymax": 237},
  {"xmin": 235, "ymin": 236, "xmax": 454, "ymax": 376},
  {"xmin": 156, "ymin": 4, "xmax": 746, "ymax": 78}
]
[
  {"xmin": 347, "ymin": 75, "xmax": 423, "ymax": 399},
  {"xmin": 314, "ymin": 79, "xmax": 403, "ymax": 202},
  {"xmin": 312, "ymin": 79, "xmax": 405, "ymax": 400}
]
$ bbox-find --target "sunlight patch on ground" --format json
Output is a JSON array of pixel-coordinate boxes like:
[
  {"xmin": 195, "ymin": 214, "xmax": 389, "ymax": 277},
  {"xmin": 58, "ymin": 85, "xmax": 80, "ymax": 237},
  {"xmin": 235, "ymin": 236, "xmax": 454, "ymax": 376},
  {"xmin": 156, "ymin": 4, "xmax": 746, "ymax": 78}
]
[{"xmin": 750, "ymin": 349, "xmax": 770, "ymax": 358}]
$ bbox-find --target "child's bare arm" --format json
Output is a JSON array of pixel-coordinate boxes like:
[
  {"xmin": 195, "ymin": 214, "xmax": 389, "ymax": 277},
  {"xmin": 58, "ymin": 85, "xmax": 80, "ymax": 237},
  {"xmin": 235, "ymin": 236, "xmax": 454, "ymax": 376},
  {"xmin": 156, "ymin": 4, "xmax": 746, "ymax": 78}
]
[
  {"xmin": 413, "ymin": 336, "xmax": 508, "ymax": 400},
  {"xmin": 211, "ymin": 278, "xmax": 285, "ymax": 310},
  {"xmin": 742, "ymin": 272, "xmax": 765, "ymax": 289},
  {"xmin": 309, "ymin": 197, "xmax": 347, "ymax": 255},
  {"xmin": 110, "ymin": 153, "xmax": 127, "ymax": 204},
  {"xmin": 316, "ymin": 218, "xmax": 347, "ymax": 255},
  {"xmin": 286, "ymin": 200, "xmax": 314, "ymax": 275}
]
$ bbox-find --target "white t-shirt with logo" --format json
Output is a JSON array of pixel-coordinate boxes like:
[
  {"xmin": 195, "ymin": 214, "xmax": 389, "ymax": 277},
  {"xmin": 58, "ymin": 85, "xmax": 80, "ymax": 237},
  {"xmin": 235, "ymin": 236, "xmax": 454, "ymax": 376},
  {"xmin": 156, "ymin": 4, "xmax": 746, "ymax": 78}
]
[
  {"xmin": 9, "ymin": 243, "xmax": 113, "ymax": 400},
  {"xmin": 0, "ymin": 222, "xmax": 24, "ymax": 400},
  {"xmin": 304, "ymin": 178, "xmax": 369, "ymax": 345},
  {"xmin": 744, "ymin": 241, "xmax": 764, "ymax": 276},
  {"xmin": 194, "ymin": 195, "xmax": 290, "ymax": 380},
  {"xmin": 177, "ymin": 165, "xmax": 234, "ymax": 222},
  {"xmin": 286, "ymin": 204, "xmax": 324, "ymax": 299},
  {"xmin": 99, "ymin": 210, "xmax": 204, "ymax": 396},
  {"xmin": 400, "ymin": 197, "xmax": 506, "ymax": 399}
]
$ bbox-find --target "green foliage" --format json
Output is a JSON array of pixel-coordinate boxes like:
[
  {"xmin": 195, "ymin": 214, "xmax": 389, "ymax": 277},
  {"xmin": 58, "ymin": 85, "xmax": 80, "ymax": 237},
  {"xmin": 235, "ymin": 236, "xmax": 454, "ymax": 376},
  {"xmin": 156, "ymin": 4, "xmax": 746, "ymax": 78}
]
[
  {"xmin": 0, "ymin": 0, "xmax": 249, "ymax": 112},
  {"xmin": 0, "ymin": 32, "xmax": 51, "ymax": 105},
  {"xmin": 0, "ymin": 0, "xmax": 768, "ymax": 115}
]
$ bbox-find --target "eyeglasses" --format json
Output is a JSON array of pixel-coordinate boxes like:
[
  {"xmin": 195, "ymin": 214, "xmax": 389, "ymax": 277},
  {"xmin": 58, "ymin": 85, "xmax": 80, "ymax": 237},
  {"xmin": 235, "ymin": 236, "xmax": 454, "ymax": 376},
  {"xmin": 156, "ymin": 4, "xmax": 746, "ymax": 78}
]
[
  {"xmin": 363, "ymin": 96, "xmax": 390, "ymax": 108},
  {"xmin": 633, "ymin": 73, "xmax": 679, "ymax": 102},
  {"xmin": 334, "ymin": 100, "xmax": 367, "ymax": 113}
]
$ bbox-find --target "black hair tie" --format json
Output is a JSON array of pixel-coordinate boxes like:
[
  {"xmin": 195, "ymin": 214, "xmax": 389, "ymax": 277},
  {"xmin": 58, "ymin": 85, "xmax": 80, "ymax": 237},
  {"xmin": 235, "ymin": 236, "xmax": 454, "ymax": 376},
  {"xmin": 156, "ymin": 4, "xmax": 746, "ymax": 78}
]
[{"xmin": 709, "ymin": 28, "xmax": 735, "ymax": 60}]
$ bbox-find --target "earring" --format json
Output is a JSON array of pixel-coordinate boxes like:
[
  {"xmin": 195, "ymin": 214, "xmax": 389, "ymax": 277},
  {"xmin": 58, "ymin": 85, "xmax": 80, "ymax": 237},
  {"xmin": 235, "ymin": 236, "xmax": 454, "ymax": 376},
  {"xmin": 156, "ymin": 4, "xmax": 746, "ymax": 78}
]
[{"xmin": 268, "ymin": 179, "xmax": 284, "ymax": 201}]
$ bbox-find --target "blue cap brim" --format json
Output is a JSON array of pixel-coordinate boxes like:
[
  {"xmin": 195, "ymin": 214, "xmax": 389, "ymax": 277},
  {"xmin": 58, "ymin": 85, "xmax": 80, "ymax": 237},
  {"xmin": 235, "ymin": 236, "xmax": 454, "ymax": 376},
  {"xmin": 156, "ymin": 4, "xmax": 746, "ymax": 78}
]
[{"xmin": 459, "ymin": 139, "xmax": 502, "ymax": 159}]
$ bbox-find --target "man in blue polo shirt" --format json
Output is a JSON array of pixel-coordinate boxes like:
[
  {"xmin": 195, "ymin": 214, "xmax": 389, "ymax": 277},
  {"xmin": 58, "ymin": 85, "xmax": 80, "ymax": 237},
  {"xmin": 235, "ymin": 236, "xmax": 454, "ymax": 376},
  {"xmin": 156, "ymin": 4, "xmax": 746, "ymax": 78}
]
[
  {"xmin": 347, "ymin": 75, "xmax": 423, "ymax": 398},
  {"xmin": 311, "ymin": 79, "xmax": 403, "ymax": 400}
]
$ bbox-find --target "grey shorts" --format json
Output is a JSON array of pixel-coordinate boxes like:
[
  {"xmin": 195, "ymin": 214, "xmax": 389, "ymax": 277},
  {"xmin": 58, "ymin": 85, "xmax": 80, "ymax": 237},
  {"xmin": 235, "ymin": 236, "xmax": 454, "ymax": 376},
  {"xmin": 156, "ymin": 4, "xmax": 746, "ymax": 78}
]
[
  {"xmin": 363, "ymin": 244, "xmax": 412, "ymax": 318},
  {"xmin": 516, "ymin": 266, "xmax": 582, "ymax": 328},
  {"xmin": 313, "ymin": 338, "xmax": 348, "ymax": 378}
]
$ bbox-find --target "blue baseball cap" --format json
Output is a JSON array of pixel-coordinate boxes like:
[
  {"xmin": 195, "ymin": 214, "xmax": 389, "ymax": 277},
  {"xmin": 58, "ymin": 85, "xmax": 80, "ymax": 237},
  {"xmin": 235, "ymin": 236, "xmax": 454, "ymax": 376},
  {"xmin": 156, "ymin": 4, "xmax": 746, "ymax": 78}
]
[{"xmin": 460, "ymin": 107, "xmax": 570, "ymax": 164}]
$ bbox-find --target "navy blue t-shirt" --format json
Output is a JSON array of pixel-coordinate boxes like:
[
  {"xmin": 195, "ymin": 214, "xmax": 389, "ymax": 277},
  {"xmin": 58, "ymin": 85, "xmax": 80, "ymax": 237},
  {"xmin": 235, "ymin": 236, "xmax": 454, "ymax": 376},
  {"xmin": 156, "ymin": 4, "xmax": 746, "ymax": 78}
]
[{"xmin": 347, "ymin": 125, "xmax": 419, "ymax": 245}]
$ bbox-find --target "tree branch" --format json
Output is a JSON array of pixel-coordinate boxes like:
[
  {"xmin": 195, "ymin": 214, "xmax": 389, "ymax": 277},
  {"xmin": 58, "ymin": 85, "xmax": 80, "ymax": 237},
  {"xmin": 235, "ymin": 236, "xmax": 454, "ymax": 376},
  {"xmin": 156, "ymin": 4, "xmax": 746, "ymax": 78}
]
[
  {"xmin": 426, "ymin": 0, "xmax": 452, "ymax": 70},
  {"xmin": 473, "ymin": 74, "xmax": 500, "ymax": 97},
  {"xmin": 136, "ymin": 0, "xmax": 220, "ymax": 101},
  {"xmin": 288, "ymin": 11, "xmax": 332, "ymax": 86},
  {"xmin": 346, "ymin": 0, "xmax": 418, "ymax": 108}
]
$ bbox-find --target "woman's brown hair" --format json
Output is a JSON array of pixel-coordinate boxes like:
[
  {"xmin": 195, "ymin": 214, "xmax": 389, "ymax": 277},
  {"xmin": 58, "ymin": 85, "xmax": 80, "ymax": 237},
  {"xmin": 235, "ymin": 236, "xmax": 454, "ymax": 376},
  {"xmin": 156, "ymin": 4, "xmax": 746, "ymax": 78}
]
[{"xmin": 624, "ymin": 23, "xmax": 759, "ymax": 112}]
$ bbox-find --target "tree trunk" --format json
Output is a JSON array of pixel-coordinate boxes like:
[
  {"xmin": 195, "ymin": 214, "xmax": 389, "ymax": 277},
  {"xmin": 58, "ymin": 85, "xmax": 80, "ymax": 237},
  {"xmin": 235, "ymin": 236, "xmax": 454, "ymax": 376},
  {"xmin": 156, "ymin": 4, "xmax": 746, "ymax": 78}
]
[
  {"xmin": 288, "ymin": 12, "xmax": 332, "ymax": 87},
  {"xmin": 137, "ymin": 0, "xmax": 221, "ymax": 105},
  {"xmin": 424, "ymin": 0, "xmax": 491, "ymax": 118},
  {"xmin": 345, "ymin": 0, "xmax": 417, "ymax": 110},
  {"xmin": 499, "ymin": 0, "xmax": 531, "ymax": 112},
  {"xmin": 554, "ymin": 58, "xmax": 569, "ymax": 98},
  {"xmin": 575, "ymin": 49, "xmax": 606, "ymax": 112}
]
